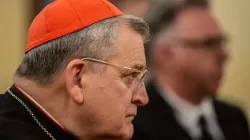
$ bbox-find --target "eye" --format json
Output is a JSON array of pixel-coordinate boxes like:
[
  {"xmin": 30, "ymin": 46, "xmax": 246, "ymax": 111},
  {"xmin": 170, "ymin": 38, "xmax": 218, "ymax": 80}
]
[
  {"xmin": 123, "ymin": 72, "xmax": 139, "ymax": 79},
  {"xmin": 122, "ymin": 72, "xmax": 140, "ymax": 88}
]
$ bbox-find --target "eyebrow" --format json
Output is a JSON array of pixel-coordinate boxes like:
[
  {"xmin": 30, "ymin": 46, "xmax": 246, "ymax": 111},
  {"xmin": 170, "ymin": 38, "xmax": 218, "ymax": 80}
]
[{"xmin": 130, "ymin": 64, "xmax": 146, "ymax": 71}]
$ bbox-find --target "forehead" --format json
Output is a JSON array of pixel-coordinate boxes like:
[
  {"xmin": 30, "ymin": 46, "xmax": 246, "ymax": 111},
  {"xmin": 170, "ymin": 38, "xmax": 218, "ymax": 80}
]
[
  {"xmin": 114, "ymin": 23, "xmax": 146, "ymax": 70},
  {"xmin": 174, "ymin": 7, "xmax": 223, "ymax": 39}
]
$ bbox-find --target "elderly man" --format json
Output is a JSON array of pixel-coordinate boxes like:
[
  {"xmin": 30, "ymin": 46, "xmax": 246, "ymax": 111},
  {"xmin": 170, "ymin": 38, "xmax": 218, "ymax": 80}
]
[
  {"xmin": 132, "ymin": 0, "xmax": 250, "ymax": 140},
  {"xmin": 0, "ymin": 0, "xmax": 149, "ymax": 139}
]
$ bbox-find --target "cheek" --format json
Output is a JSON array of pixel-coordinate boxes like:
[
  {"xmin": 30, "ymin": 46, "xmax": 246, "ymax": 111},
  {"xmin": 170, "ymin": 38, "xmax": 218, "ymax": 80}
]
[
  {"xmin": 99, "ymin": 80, "xmax": 133, "ymax": 130},
  {"xmin": 83, "ymin": 79, "xmax": 132, "ymax": 127},
  {"xmin": 105, "ymin": 80, "xmax": 133, "ymax": 108},
  {"xmin": 181, "ymin": 51, "xmax": 215, "ymax": 73},
  {"xmin": 176, "ymin": 54, "xmax": 217, "ymax": 84},
  {"xmin": 98, "ymin": 79, "xmax": 132, "ymax": 115},
  {"xmin": 186, "ymin": 57, "xmax": 221, "ymax": 86}
]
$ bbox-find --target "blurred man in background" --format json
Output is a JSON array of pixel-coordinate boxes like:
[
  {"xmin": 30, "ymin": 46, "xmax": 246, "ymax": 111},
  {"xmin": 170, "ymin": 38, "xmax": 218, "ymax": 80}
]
[
  {"xmin": 109, "ymin": 0, "xmax": 150, "ymax": 18},
  {"xmin": 132, "ymin": 0, "xmax": 250, "ymax": 140},
  {"xmin": 0, "ymin": 0, "xmax": 149, "ymax": 139}
]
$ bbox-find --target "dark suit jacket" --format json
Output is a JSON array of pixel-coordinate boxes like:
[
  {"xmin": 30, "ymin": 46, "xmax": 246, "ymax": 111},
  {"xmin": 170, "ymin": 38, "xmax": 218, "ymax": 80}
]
[
  {"xmin": 0, "ymin": 85, "xmax": 77, "ymax": 140},
  {"xmin": 132, "ymin": 81, "xmax": 250, "ymax": 140}
]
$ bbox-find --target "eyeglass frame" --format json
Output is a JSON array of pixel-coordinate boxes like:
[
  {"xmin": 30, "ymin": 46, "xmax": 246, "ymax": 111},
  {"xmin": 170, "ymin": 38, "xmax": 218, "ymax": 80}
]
[
  {"xmin": 81, "ymin": 58, "xmax": 147, "ymax": 89},
  {"xmin": 169, "ymin": 34, "xmax": 228, "ymax": 50}
]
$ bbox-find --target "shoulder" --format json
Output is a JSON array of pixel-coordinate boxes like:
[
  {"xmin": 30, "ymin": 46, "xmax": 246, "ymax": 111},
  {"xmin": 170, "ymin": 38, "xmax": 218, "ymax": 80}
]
[
  {"xmin": 214, "ymin": 99, "xmax": 250, "ymax": 138},
  {"xmin": 214, "ymin": 99, "xmax": 249, "ymax": 127},
  {"xmin": 0, "ymin": 93, "xmax": 48, "ymax": 140},
  {"xmin": 214, "ymin": 99, "xmax": 247, "ymax": 118},
  {"xmin": 0, "ymin": 115, "xmax": 49, "ymax": 140}
]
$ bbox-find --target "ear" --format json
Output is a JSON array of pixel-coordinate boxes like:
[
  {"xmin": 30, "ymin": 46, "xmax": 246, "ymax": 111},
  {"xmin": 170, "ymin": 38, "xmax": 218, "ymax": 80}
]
[{"xmin": 64, "ymin": 59, "xmax": 86, "ymax": 104}]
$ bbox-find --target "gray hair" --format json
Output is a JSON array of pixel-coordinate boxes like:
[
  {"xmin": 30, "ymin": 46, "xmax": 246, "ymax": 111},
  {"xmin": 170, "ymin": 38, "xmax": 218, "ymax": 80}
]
[
  {"xmin": 151, "ymin": 0, "xmax": 209, "ymax": 42},
  {"xmin": 147, "ymin": 0, "xmax": 209, "ymax": 33},
  {"xmin": 145, "ymin": 0, "xmax": 209, "ymax": 67},
  {"xmin": 15, "ymin": 15, "xmax": 150, "ymax": 85}
]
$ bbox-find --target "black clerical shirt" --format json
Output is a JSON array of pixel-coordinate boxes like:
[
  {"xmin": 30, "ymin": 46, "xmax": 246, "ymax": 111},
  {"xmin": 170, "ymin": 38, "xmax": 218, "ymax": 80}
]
[{"xmin": 0, "ymin": 85, "xmax": 77, "ymax": 140}]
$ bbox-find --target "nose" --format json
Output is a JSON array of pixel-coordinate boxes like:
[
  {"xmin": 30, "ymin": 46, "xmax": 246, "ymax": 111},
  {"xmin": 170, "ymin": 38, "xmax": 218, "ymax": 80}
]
[{"xmin": 131, "ymin": 83, "xmax": 149, "ymax": 106}]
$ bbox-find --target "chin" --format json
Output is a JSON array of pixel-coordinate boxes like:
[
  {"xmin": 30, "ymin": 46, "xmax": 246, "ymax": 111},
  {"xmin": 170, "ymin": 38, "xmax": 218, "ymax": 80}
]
[
  {"xmin": 118, "ymin": 121, "xmax": 134, "ymax": 140},
  {"xmin": 206, "ymin": 84, "xmax": 220, "ymax": 97},
  {"xmin": 100, "ymin": 121, "xmax": 134, "ymax": 140},
  {"xmin": 207, "ymin": 91, "xmax": 217, "ymax": 98}
]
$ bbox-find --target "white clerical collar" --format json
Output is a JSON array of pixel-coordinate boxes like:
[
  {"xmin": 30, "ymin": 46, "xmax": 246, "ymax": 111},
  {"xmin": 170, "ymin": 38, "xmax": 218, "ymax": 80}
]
[{"xmin": 14, "ymin": 84, "xmax": 66, "ymax": 131}]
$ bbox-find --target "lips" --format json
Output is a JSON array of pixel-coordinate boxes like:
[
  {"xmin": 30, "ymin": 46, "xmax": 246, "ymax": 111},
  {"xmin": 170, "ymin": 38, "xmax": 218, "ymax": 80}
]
[
  {"xmin": 126, "ymin": 113, "xmax": 136, "ymax": 122},
  {"xmin": 126, "ymin": 116, "xmax": 135, "ymax": 122},
  {"xmin": 126, "ymin": 107, "xmax": 137, "ymax": 121},
  {"xmin": 127, "ymin": 112, "xmax": 137, "ymax": 116},
  {"xmin": 126, "ymin": 113, "xmax": 136, "ymax": 118}
]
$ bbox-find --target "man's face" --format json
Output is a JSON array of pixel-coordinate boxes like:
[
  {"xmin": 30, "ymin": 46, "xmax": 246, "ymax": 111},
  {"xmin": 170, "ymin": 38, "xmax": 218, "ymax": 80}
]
[
  {"xmin": 80, "ymin": 24, "xmax": 148, "ymax": 139},
  {"xmin": 170, "ymin": 7, "xmax": 228, "ymax": 95}
]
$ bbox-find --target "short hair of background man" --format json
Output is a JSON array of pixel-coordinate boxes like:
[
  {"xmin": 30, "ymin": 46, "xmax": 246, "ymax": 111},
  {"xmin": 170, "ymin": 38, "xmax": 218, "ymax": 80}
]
[{"xmin": 147, "ymin": 0, "xmax": 209, "ymax": 66}]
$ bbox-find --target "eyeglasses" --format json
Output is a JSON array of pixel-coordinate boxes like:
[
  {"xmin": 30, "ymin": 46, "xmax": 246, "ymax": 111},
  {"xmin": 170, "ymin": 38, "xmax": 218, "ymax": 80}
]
[
  {"xmin": 172, "ymin": 34, "xmax": 228, "ymax": 50},
  {"xmin": 82, "ymin": 58, "xmax": 147, "ymax": 90}
]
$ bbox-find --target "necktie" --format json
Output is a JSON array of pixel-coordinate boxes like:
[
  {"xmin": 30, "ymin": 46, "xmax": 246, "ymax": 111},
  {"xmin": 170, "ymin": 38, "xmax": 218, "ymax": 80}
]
[{"xmin": 198, "ymin": 115, "xmax": 214, "ymax": 140}]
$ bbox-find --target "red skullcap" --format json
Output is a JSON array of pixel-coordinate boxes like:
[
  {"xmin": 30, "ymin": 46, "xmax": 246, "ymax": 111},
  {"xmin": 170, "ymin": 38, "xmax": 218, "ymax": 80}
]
[{"xmin": 26, "ymin": 0, "xmax": 122, "ymax": 53}]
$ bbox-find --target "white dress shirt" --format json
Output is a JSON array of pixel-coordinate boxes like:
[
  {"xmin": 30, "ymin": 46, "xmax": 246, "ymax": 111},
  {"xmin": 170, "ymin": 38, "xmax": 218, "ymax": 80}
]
[{"xmin": 158, "ymin": 85, "xmax": 225, "ymax": 140}]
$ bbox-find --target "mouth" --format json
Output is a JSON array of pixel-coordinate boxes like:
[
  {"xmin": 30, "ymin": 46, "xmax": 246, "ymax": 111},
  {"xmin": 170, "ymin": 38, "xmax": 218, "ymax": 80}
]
[
  {"xmin": 126, "ymin": 108, "xmax": 137, "ymax": 122},
  {"xmin": 126, "ymin": 116, "xmax": 135, "ymax": 122}
]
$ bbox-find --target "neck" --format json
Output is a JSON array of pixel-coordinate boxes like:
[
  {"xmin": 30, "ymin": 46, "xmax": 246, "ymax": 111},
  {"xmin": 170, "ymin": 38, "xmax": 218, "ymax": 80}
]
[
  {"xmin": 13, "ymin": 76, "xmax": 97, "ymax": 140},
  {"xmin": 14, "ymin": 76, "xmax": 68, "ymax": 123},
  {"xmin": 153, "ymin": 69, "xmax": 205, "ymax": 105}
]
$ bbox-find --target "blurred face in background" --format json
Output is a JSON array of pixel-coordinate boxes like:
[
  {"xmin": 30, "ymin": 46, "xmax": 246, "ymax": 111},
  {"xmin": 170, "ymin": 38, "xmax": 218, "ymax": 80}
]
[
  {"xmin": 109, "ymin": 0, "xmax": 150, "ymax": 18},
  {"xmin": 158, "ymin": 6, "xmax": 228, "ymax": 96}
]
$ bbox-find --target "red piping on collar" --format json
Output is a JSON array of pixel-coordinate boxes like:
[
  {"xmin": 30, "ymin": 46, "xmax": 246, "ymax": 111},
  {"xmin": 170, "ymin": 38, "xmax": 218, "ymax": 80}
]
[{"xmin": 13, "ymin": 84, "xmax": 67, "ymax": 132}]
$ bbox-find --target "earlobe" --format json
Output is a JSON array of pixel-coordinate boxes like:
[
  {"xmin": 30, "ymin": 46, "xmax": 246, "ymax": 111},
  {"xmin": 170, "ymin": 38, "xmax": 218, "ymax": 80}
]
[
  {"xmin": 71, "ymin": 89, "xmax": 84, "ymax": 104},
  {"xmin": 64, "ymin": 59, "xmax": 85, "ymax": 104}
]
